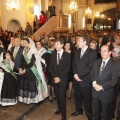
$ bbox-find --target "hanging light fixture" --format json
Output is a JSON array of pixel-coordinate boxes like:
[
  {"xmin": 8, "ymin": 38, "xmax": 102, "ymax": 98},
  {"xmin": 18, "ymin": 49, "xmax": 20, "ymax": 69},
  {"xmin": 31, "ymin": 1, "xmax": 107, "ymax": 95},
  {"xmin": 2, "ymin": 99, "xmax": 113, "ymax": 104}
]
[
  {"xmin": 6, "ymin": 0, "xmax": 20, "ymax": 11},
  {"xmin": 95, "ymin": 11, "xmax": 100, "ymax": 18},
  {"xmin": 68, "ymin": 0, "xmax": 78, "ymax": 13},
  {"xmin": 85, "ymin": 7, "xmax": 92, "ymax": 17}
]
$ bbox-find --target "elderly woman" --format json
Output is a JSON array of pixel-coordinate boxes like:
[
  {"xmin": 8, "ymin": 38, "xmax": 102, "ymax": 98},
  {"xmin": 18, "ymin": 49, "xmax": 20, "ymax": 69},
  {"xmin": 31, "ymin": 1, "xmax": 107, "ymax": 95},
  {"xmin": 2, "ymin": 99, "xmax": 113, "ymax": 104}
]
[{"xmin": 112, "ymin": 45, "xmax": 120, "ymax": 119}]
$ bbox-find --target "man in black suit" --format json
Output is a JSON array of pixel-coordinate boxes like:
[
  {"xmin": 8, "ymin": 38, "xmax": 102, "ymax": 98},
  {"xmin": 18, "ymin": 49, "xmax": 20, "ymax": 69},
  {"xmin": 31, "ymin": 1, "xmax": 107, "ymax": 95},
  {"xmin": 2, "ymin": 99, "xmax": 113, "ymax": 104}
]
[
  {"xmin": 48, "ymin": 1, "xmax": 56, "ymax": 18},
  {"xmin": 70, "ymin": 35, "xmax": 77, "ymax": 52},
  {"xmin": 71, "ymin": 36, "xmax": 97, "ymax": 120},
  {"xmin": 49, "ymin": 39, "xmax": 70, "ymax": 120},
  {"xmin": 96, "ymin": 35, "xmax": 102, "ymax": 58},
  {"xmin": 91, "ymin": 45, "xmax": 119, "ymax": 120},
  {"xmin": 11, "ymin": 37, "xmax": 24, "ymax": 73},
  {"xmin": 63, "ymin": 33, "xmax": 71, "ymax": 43}
]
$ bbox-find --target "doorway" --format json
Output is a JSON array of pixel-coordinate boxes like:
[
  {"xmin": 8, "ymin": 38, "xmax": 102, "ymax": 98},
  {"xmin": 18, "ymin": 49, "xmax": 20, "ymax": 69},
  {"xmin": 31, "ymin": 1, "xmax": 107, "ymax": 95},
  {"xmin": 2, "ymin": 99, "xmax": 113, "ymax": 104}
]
[{"xmin": 7, "ymin": 19, "xmax": 21, "ymax": 32}]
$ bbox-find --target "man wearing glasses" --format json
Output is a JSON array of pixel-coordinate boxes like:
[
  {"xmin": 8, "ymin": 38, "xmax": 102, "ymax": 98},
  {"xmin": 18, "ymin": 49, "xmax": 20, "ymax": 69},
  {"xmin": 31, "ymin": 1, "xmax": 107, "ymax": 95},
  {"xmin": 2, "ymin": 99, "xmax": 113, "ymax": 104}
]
[{"xmin": 91, "ymin": 45, "xmax": 119, "ymax": 120}]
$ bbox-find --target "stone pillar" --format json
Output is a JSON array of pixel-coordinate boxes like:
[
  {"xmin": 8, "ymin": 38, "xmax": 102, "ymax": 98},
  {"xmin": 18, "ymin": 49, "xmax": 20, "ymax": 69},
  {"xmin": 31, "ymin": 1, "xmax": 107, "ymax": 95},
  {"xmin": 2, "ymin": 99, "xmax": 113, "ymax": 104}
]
[{"xmin": 117, "ymin": 0, "xmax": 120, "ymax": 12}]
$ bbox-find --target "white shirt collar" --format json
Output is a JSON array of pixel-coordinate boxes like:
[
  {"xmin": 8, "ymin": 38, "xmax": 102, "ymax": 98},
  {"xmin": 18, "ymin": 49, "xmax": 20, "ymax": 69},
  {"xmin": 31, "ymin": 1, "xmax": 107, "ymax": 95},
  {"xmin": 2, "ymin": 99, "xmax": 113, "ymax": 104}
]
[
  {"xmin": 57, "ymin": 49, "xmax": 64, "ymax": 58},
  {"xmin": 81, "ymin": 46, "xmax": 88, "ymax": 53},
  {"xmin": 15, "ymin": 46, "xmax": 20, "ymax": 50},
  {"xmin": 102, "ymin": 57, "xmax": 110, "ymax": 65}
]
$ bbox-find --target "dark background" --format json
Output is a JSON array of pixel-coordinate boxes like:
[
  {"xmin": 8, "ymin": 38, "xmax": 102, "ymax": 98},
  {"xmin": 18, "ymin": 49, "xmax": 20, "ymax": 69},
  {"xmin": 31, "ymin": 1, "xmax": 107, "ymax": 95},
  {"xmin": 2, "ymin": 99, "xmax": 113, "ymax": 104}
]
[{"xmin": 95, "ymin": 0, "xmax": 117, "ymax": 4}]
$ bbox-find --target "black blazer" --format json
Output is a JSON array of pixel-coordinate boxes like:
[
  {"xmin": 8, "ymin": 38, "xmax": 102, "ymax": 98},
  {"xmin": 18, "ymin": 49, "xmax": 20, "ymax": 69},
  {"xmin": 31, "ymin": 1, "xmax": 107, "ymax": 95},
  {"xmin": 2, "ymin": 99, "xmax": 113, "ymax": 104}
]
[
  {"xmin": 0, "ymin": 47, "xmax": 6, "ymax": 54},
  {"xmin": 49, "ymin": 50, "xmax": 71, "ymax": 86},
  {"xmin": 11, "ymin": 46, "xmax": 24, "ymax": 72},
  {"xmin": 73, "ymin": 47, "xmax": 97, "ymax": 87},
  {"xmin": 91, "ymin": 58, "xmax": 119, "ymax": 102}
]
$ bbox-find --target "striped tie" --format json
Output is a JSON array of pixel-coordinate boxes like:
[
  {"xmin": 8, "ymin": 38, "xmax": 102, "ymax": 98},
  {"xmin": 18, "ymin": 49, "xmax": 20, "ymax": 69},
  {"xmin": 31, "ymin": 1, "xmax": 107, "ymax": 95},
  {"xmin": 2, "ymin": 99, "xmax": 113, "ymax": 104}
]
[
  {"xmin": 99, "ymin": 61, "xmax": 105, "ymax": 77},
  {"xmin": 13, "ymin": 47, "xmax": 18, "ymax": 59},
  {"xmin": 57, "ymin": 53, "xmax": 60, "ymax": 65}
]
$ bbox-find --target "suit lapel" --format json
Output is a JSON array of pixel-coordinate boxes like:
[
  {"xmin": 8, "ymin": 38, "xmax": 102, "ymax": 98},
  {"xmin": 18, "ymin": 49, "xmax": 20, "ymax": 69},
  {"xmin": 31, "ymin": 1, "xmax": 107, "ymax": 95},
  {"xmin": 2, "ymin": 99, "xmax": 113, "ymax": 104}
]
[
  {"xmin": 54, "ymin": 51, "xmax": 57, "ymax": 66},
  {"xmin": 96, "ymin": 59, "xmax": 102, "ymax": 78},
  {"xmin": 80, "ymin": 47, "xmax": 89, "ymax": 61},
  {"xmin": 76, "ymin": 49, "xmax": 81, "ymax": 61},
  {"xmin": 60, "ymin": 51, "xmax": 65, "ymax": 63}
]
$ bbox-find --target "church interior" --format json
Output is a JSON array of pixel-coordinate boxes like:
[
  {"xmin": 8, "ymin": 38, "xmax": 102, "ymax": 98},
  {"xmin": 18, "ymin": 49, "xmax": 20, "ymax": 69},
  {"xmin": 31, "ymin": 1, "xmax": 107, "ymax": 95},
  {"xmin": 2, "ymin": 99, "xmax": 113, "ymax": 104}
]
[{"xmin": 0, "ymin": 0, "xmax": 120, "ymax": 120}]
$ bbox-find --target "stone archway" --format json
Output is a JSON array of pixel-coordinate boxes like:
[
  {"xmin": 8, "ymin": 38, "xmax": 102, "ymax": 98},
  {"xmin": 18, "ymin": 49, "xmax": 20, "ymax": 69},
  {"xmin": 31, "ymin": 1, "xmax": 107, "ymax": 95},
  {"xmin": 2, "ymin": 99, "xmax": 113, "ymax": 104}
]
[{"xmin": 7, "ymin": 19, "xmax": 21, "ymax": 32}]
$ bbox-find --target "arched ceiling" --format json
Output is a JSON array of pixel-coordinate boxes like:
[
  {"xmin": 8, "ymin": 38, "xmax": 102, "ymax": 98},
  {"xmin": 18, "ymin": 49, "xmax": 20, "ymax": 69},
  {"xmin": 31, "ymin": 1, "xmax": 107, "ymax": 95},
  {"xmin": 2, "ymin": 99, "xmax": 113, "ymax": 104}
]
[{"xmin": 101, "ymin": 8, "xmax": 116, "ymax": 18}]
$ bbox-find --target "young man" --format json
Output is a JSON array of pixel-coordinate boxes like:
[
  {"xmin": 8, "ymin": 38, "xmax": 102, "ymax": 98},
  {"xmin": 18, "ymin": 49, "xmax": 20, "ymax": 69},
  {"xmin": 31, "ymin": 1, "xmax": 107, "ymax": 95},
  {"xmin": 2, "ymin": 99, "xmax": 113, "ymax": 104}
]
[
  {"xmin": 91, "ymin": 45, "xmax": 119, "ymax": 120},
  {"xmin": 49, "ymin": 39, "xmax": 70, "ymax": 120}
]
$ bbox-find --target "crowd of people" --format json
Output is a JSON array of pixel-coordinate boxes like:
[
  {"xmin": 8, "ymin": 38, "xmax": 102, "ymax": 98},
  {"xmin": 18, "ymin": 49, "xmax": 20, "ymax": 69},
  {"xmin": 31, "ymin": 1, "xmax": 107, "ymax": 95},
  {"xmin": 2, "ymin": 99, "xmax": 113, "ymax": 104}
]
[{"xmin": 1, "ymin": 24, "xmax": 120, "ymax": 120}]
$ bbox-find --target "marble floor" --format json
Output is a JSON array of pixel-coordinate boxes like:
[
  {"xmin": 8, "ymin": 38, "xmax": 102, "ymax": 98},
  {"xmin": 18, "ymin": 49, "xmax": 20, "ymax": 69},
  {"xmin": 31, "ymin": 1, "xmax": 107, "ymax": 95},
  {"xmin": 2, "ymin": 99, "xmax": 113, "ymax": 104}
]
[{"xmin": 0, "ymin": 93, "xmax": 117, "ymax": 120}]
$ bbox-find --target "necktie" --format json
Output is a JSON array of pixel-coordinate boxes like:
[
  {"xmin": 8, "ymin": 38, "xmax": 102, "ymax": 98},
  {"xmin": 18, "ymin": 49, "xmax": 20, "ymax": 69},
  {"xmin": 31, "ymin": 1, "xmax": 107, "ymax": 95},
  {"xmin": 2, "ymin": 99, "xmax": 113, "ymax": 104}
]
[
  {"xmin": 13, "ymin": 47, "xmax": 18, "ymax": 59},
  {"xmin": 80, "ymin": 50, "xmax": 84, "ymax": 58},
  {"xmin": 99, "ymin": 61, "xmax": 105, "ymax": 77},
  {"xmin": 57, "ymin": 53, "xmax": 60, "ymax": 65}
]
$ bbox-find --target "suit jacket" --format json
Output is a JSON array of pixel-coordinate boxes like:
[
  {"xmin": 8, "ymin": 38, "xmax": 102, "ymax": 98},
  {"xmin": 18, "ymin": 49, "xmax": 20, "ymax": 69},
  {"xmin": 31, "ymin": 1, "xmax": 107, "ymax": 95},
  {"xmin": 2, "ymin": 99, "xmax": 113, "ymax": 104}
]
[
  {"xmin": 49, "ymin": 50, "xmax": 70, "ymax": 86},
  {"xmin": 11, "ymin": 46, "xmax": 24, "ymax": 72},
  {"xmin": 0, "ymin": 47, "xmax": 5, "ymax": 54},
  {"xmin": 73, "ymin": 47, "xmax": 97, "ymax": 87},
  {"xmin": 91, "ymin": 58, "xmax": 119, "ymax": 102},
  {"xmin": 63, "ymin": 36, "xmax": 71, "ymax": 43}
]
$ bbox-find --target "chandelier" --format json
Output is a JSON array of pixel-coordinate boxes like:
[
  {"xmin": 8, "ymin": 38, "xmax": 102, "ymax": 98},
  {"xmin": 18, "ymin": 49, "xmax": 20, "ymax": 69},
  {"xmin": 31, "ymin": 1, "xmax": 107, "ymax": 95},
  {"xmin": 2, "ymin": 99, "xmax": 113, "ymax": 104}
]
[
  {"xmin": 95, "ymin": 11, "xmax": 100, "ymax": 18},
  {"xmin": 6, "ymin": 0, "xmax": 20, "ymax": 11},
  {"xmin": 85, "ymin": 7, "xmax": 92, "ymax": 17},
  {"xmin": 68, "ymin": 0, "xmax": 78, "ymax": 13}
]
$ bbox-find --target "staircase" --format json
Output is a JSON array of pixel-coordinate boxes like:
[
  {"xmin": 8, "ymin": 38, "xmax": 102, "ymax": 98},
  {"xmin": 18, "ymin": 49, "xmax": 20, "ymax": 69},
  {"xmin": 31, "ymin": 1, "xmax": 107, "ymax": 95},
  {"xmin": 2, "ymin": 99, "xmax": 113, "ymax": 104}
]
[
  {"xmin": 33, "ymin": 16, "xmax": 59, "ymax": 41},
  {"xmin": 33, "ymin": 15, "xmax": 69, "ymax": 41}
]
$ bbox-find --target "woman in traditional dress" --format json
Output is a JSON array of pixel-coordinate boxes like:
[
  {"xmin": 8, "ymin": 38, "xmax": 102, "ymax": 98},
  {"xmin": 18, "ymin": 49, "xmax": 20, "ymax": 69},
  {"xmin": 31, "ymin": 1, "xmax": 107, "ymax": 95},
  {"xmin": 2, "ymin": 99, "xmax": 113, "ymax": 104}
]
[
  {"xmin": 34, "ymin": 40, "xmax": 48, "ymax": 95},
  {"xmin": 0, "ymin": 51, "xmax": 17, "ymax": 106},
  {"xmin": 18, "ymin": 38, "xmax": 48, "ymax": 104}
]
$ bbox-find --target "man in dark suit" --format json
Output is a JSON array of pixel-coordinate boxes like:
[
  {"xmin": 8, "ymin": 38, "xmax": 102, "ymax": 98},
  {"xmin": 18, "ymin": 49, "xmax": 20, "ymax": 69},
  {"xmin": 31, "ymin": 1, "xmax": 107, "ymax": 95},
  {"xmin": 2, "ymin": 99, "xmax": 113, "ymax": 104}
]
[
  {"xmin": 70, "ymin": 35, "xmax": 77, "ymax": 52},
  {"xmin": 49, "ymin": 39, "xmax": 70, "ymax": 120},
  {"xmin": 96, "ymin": 35, "xmax": 103, "ymax": 58},
  {"xmin": 91, "ymin": 45, "xmax": 119, "ymax": 120},
  {"xmin": 71, "ymin": 36, "xmax": 97, "ymax": 120},
  {"xmin": 11, "ymin": 37, "xmax": 24, "ymax": 73},
  {"xmin": 63, "ymin": 33, "xmax": 71, "ymax": 43},
  {"xmin": 48, "ymin": 1, "xmax": 56, "ymax": 18}
]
